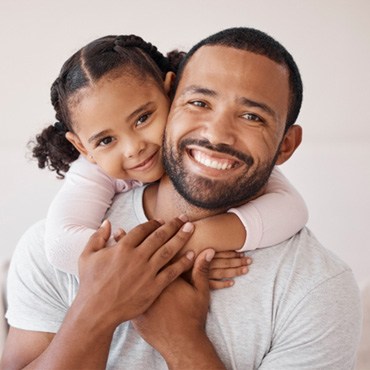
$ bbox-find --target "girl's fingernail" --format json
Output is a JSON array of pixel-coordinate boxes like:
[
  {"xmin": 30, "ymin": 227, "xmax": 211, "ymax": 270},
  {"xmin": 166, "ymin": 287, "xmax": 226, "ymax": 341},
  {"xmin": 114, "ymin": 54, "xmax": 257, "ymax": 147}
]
[
  {"xmin": 178, "ymin": 214, "xmax": 189, "ymax": 222},
  {"xmin": 182, "ymin": 222, "xmax": 194, "ymax": 233},
  {"xmin": 101, "ymin": 219, "xmax": 108, "ymax": 227},
  {"xmin": 242, "ymin": 267, "xmax": 248, "ymax": 274}
]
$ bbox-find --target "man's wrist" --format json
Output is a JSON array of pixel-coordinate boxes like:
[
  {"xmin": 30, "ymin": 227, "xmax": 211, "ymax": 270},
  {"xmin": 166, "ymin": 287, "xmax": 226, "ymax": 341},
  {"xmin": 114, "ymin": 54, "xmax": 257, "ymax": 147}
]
[{"xmin": 163, "ymin": 330, "xmax": 226, "ymax": 370}]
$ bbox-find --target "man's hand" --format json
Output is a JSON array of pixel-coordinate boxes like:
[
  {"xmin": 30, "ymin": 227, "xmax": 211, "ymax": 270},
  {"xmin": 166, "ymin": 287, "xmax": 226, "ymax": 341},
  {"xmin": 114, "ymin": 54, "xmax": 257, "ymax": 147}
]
[
  {"xmin": 133, "ymin": 249, "xmax": 226, "ymax": 370},
  {"xmin": 77, "ymin": 217, "xmax": 196, "ymax": 330}
]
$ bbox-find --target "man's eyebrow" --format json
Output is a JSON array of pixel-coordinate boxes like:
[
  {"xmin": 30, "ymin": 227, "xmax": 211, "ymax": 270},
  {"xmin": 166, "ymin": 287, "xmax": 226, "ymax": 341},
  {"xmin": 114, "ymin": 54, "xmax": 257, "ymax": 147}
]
[
  {"xmin": 88, "ymin": 129, "xmax": 111, "ymax": 144},
  {"xmin": 179, "ymin": 85, "xmax": 218, "ymax": 98},
  {"xmin": 238, "ymin": 97, "xmax": 277, "ymax": 119}
]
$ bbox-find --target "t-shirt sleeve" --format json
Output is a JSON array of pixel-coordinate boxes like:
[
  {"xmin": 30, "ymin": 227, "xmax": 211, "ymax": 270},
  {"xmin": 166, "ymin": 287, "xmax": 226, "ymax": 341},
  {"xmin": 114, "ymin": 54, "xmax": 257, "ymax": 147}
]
[
  {"xmin": 45, "ymin": 156, "xmax": 118, "ymax": 275},
  {"xmin": 5, "ymin": 221, "xmax": 73, "ymax": 333},
  {"xmin": 259, "ymin": 270, "xmax": 362, "ymax": 370},
  {"xmin": 228, "ymin": 167, "xmax": 309, "ymax": 251}
]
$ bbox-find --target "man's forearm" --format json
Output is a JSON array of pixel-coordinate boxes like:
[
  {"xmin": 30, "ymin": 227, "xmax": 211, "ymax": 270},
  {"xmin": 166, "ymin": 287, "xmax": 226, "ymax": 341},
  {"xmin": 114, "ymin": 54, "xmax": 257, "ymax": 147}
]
[{"xmin": 24, "ymin": 294, "xmax": 116, "ymax": 370}]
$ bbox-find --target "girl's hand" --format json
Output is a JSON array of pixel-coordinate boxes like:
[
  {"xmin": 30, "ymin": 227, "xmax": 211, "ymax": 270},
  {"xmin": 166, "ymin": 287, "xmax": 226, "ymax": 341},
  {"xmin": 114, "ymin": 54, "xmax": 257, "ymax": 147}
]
[{"xmin": 209, "ymin": 251, "xmax": 252, "ymax": 290}]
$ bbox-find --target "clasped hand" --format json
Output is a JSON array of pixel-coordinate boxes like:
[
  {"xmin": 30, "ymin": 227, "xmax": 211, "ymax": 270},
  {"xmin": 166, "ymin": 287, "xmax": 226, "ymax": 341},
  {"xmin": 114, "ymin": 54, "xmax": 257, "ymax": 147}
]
[{"xmin": 77, "ymin": 217, "xmax": 198, "ymax": 329}]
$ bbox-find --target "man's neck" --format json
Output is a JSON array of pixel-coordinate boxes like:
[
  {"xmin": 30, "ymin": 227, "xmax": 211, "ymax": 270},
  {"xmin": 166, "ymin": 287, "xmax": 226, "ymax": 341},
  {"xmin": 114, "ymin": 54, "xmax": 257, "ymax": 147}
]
[{"xmin": 143, "ymin": 175, "xmax": 222, "ymax": 222}]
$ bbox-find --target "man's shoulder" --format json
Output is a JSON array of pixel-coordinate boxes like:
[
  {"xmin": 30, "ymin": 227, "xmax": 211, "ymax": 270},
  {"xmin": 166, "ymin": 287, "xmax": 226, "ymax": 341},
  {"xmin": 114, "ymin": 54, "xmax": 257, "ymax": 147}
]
[
  {"xmin": 283, "ymin": 227, "xmax": 351, "ymax": 279},
  {"xmin": 251, "ymin": 227, "xmax": 358, "ymax": 302},
  {"xmin": 6, "ymin": 220, "xmax": 77, "ymax": 332},
  {"xmin": 9, "ymin": 220, "xmax": 74, "ymax": 283}
]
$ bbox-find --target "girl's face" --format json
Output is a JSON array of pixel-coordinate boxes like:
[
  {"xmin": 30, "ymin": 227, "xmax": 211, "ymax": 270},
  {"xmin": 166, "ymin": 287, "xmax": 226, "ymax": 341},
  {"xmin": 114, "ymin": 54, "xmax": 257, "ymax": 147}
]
[{"xmin": 66, "ymin": 71, "xmax": 173, "ymax": 183}]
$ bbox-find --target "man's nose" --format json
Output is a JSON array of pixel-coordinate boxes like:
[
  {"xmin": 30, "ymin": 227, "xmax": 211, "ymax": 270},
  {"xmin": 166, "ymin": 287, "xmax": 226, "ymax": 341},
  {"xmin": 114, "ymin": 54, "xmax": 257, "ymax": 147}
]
[{"xmin": 200, "ymin": 112, "xmax": 236, "ymax": 146}]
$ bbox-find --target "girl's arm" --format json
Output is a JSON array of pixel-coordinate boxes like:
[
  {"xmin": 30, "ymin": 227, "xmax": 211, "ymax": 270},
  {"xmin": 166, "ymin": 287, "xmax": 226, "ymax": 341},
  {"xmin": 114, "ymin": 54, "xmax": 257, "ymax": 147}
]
[
  {"xmin": 189, "ymin": 167, "xmax": 308, "ymax": 254},
  {"xmin": 45, "ymin": 156, "xmax": 137, "ymax": 275}
]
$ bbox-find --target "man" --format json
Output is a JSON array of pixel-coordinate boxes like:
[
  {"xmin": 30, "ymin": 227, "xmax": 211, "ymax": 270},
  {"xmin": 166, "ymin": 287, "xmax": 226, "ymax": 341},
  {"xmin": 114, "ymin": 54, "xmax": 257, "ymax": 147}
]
[{"xmin": 2, "ymin": 28, "xmax": 361, "ymax": 369}]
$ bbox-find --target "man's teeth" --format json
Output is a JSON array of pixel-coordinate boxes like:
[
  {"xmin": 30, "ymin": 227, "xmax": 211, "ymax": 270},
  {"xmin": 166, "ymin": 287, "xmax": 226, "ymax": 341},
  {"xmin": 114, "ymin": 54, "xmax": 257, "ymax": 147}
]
[{"xmin": 193, "ymin": 151, "xmax": 233, "ymax": 170}]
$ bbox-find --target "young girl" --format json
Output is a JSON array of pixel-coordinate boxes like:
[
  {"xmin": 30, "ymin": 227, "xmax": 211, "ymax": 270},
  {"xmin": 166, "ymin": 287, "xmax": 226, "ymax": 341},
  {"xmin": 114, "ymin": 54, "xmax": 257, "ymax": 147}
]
[{"xmin": 32, "ymin": 34, "xmax": 308, "ymax": 283}]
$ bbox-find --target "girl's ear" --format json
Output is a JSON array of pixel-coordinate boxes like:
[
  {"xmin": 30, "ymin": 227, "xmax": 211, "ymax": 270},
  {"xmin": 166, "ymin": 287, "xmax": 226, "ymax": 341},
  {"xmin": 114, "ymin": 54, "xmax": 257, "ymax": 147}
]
[
  {"xmin": 163, "ymin": 71, "xmax": 176, "ymax": 94},
  {"xmin": 275, "ymin": 125, "xmax": 302, "ymax": 165},
  {"xmin": 65, "ymin": 132, "xmax": 96, "ymax": 164}
]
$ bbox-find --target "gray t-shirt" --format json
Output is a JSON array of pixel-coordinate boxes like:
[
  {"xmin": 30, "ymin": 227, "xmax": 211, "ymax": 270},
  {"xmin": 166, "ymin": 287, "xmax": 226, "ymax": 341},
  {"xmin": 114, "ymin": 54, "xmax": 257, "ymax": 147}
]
[{"xmin": 6, "ymin": 186, "xmax": 362, "ymax": 369}]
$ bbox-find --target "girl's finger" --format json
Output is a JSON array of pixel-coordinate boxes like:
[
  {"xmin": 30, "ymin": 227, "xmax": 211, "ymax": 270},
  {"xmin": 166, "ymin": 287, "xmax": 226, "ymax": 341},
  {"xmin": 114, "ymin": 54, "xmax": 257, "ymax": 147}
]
[
  {"xmin": 214, "ymin": 251, "xmax": 244, "ymax": 259},
  {"xmin": 209, "ymin": 279, "xmax": 234, "ymax": 290},
  {"xmin": 209, "ymin": 266, "xmax": 249, "ymax": 280},
  {"xmin": 210, "ymin": 256, "xmax": 251, "ymax": 270}
]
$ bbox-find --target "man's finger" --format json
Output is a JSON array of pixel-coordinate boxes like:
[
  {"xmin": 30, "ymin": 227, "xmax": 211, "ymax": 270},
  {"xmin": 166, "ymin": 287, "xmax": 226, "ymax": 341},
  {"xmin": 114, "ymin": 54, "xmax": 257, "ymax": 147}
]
[
  {"xmin": 149, "ymin": 220, "xmax": 194, "ymax": 266},
  {"xmin": 192, "ymin": 249, "xmax": 215, "ymax": 292},
  {"xmin": 116, "ymin": 220, "xmax": 162, "ymax": 251},
  {"xmin": 84, "ymin": 219, "xmax": 112, "ymax": 253},
  {"xmin": 155, "ymin": 251, "xmax": 195, "ymax": 289},
  {"xmin": 113, "ymin": 228, "xmax": 126, "ymax": 242}
]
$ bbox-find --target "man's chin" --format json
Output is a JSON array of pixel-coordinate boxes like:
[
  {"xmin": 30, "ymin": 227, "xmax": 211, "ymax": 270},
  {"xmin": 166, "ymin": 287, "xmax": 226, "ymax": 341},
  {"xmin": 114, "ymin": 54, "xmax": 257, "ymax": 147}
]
[{"xmin": 171, "ymin": 176, "xmax": 253, "ymax": 211}]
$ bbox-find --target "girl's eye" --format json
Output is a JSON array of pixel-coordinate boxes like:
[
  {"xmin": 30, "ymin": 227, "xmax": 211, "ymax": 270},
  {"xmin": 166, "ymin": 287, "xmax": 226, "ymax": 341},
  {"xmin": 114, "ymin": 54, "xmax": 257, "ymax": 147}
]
[
  {"xmin": 97, "ymin": 136, "xmax": 114, "ymax": 147},
  {"xmin": 190, "ymin": 100, "xmax": 207, "ymax": 108},
  {"xmin": 136, "ymin": 113, "xmax": 151, "ymax": 127}
]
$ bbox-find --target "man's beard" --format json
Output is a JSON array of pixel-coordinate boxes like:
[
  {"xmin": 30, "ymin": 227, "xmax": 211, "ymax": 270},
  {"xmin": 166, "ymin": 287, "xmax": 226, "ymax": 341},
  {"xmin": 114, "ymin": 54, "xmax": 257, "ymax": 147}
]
[{"xmin": 163, "ymin": 136, "xmax": 280, "ymax": 211}]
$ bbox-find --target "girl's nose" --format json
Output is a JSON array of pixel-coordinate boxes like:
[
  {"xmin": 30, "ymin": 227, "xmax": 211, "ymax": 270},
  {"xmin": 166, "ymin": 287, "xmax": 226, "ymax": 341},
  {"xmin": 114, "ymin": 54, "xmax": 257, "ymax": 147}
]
[{"xmin": 122, "ymin": 136, "xmax": 146, "ymax": 158}]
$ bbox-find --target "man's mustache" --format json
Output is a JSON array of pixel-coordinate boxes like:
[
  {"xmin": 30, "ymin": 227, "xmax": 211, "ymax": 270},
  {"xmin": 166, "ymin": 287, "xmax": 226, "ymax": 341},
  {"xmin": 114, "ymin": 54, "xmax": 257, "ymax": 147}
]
[{"xmin": 178, "ymin": 138, "xmax": 254, "ymax": 167}]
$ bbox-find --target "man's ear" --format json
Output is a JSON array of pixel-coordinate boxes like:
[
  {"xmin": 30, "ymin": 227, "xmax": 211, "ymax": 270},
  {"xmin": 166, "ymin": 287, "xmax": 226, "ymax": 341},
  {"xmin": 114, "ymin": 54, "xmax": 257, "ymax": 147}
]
[
  {"xmin": 163, "ymin": 71, "xmax": 176, "ymax": 94},
  {"xmin": 275, "ymin": 125, "xmax": 302, "ymax": 165},
  {"xmin": 65, "ymin": 132, "xmax": 96, "ymax": 164}
]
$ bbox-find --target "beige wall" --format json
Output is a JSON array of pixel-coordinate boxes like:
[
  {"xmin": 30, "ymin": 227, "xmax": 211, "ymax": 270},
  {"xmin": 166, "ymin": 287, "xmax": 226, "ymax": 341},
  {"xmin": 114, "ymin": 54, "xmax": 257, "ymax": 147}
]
[{"xmin": 1, "ymin": 0, "xmax": 369, "ymax": 283}]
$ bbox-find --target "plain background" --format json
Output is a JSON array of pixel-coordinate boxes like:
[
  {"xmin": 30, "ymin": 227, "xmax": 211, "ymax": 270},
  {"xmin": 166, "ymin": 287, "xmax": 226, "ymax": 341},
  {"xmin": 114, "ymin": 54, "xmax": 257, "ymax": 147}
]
[{"xmin": 0, "ymin": 0, "xmax": 369, "ymax": 284}]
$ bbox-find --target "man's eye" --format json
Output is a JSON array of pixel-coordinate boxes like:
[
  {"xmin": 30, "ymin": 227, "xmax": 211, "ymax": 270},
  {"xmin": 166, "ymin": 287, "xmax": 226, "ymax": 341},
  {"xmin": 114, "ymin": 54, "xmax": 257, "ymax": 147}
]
[
  {"xmin": 243, "ymin": 113, "xmax": 263, "ymax": 122},
  {"xmin": 190, "ymin": 100, "xmax": 207, "ymax": 108},
  {"xmin": 136, "ymin": 113, "xmax": 151, "ymax": 127},
  {"xmin": 97, "ymin": 136, "xmax": 114, "ymax": 147}
]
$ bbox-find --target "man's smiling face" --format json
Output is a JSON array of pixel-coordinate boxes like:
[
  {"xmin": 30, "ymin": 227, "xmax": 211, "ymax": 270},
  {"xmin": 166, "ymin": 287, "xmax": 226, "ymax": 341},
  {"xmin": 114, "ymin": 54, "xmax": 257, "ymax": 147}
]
[{"xmin": 163, "ymin": 45, "xmax": 293, "ymax": 210}]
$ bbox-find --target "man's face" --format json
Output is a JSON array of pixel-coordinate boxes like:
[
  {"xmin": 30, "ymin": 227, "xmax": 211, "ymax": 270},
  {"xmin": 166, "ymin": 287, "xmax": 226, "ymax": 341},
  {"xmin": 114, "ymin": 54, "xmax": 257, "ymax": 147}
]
[{"xmin": 163, "ymin": 45, "xmax": 292, "ymax": 210}]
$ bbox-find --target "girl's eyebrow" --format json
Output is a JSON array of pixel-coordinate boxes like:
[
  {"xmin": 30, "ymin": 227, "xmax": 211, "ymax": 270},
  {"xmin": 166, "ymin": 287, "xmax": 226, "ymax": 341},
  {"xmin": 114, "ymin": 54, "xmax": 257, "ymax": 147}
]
[
  {"xmin": 87, "ymin": 101, "xmax": 156, "ymax": 144},
  {"xmin": 127, "ymin": 101, "xmax": 154, "ymax": 121},
  {"xmin": 88, "ymin": 130, "xmax": 111, "ymax": 144}
]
